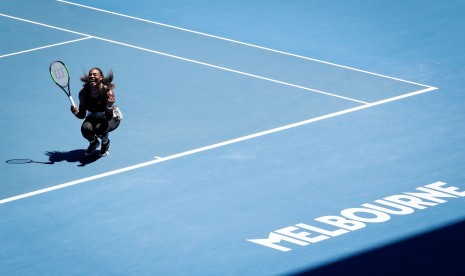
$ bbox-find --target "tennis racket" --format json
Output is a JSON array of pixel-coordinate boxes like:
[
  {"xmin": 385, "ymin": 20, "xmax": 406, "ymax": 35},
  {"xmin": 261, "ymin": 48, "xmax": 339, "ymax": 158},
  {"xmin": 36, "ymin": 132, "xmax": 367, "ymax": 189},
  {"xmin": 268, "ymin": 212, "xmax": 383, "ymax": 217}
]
[{"xmin": 49, "ymin": 60, "xmax": 76, "ymax": 107}]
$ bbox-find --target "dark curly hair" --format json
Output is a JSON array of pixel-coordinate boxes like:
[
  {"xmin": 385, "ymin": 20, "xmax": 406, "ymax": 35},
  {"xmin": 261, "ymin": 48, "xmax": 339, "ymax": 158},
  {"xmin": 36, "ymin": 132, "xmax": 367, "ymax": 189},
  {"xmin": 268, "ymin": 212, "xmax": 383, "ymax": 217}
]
[{"xmin": 80, "ymin": 68, "xmax": 115, "ymax": 89}]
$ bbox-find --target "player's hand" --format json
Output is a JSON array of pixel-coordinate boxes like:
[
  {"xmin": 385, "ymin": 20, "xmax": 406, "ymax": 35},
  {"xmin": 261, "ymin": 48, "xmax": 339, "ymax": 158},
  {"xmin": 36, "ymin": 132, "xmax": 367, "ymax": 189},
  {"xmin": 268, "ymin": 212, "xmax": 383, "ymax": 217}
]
[
  {"xmin": 70, "ymin": 106, "xmax": 79, "ymax": 115},
  {"xmin": 106, "ymin": 90, "xmax": 115, "ymax": 108}
]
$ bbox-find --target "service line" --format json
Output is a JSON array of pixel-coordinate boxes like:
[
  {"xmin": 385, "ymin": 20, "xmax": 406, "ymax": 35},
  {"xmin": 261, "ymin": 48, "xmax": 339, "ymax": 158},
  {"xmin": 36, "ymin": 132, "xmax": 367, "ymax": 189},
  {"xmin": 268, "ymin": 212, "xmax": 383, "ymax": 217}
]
[{"xmin": 0, "ymin": 37, "xmax": 92, "ymax": 59}]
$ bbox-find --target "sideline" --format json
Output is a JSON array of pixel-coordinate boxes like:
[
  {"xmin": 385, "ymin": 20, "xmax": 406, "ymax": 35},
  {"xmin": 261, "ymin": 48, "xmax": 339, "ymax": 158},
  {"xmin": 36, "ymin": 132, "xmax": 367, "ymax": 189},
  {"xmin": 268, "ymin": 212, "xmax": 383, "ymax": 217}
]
[
  {"xmin": 0, "ymin": 13, "xmax": 368, "ymax": 104},
  {"xmin": 57, "ymin": 0, "xmax": 435, "ymax": 89}
]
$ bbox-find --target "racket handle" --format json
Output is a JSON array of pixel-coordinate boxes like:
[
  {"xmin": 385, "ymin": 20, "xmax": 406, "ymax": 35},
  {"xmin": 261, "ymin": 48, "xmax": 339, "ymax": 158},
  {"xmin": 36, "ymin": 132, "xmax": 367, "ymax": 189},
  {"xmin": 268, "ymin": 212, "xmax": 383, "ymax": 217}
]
[{"xmin": 69, "ymin": 96, "xmax": 76, "ymax": 107}]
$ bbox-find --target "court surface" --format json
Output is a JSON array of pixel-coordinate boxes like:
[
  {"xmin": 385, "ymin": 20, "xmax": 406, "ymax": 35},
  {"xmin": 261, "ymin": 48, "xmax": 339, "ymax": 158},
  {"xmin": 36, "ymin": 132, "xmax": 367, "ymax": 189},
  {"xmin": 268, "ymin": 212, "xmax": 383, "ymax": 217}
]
[{"xmin": 1, "ymin": 0, "xmax": 465, "ymax": 275}]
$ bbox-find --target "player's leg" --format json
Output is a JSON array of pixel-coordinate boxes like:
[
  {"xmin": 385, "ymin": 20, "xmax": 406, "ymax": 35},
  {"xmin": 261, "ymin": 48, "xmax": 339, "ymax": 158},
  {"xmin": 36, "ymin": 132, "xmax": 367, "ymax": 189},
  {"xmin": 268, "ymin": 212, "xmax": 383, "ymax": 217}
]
[
  {"xmin": 81, "ymin": 118, "xmax": 100, "ymax": 155},
  {"xmin": 99, "ymin": 134, "xmax": 110, "ymax": 157},
  {"xmin": 95, "ymin": 119, "xmax": 111, "ymax": 157}
]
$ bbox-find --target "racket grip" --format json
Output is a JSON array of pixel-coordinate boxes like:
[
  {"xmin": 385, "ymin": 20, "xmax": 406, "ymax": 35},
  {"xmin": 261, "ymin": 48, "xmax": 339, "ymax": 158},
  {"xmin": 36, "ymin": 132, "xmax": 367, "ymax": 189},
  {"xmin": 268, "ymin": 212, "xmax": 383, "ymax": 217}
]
[{"xmin": 69, "ymin": 96, "xmax": 76, "ymax": 107}]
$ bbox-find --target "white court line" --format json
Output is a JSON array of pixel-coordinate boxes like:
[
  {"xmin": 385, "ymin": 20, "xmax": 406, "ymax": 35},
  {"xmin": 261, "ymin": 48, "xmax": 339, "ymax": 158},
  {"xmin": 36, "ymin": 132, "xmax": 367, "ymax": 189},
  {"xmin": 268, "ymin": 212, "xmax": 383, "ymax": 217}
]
[
  {"xmin": 0, "ymin": 13, "xmax": 368, "ymax": 104},
  {"xmin": 57, "ymin": 0, "xmax": 436, "ymax": 89},
  {"xmin": 0, "ymin": 37, "xmax": 92, "ymax": 59},
  {"xmin": 94, "ymin": 37, "xmax": 368, "ymax": 104},
  {"xmin": 0, "ymin": 86, "xmax": 438, "ymax": 206}
]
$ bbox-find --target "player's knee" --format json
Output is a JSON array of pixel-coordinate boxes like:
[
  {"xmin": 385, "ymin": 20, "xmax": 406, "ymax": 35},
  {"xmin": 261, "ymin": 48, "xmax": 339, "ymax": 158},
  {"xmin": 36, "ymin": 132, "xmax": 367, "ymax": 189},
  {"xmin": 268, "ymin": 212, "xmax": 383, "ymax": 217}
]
[
  {"xmin": 108, "ymin": 119, "xmax": 120, "ymax": 132},
  {"xmin": 81, "ymin": 122, "xmax": 93, "ymax": 132},
  {"xmin": 95, "ymin": 127, "xmax": 108, "ymax": 137}
]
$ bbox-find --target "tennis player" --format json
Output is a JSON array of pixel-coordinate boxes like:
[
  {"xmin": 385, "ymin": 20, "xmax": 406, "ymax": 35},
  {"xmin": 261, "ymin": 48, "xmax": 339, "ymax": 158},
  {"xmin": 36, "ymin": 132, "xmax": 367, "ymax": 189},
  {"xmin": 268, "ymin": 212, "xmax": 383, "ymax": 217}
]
[{"xmin": 71, "ymin": 68, "xmax": 122, "ymax": 156}]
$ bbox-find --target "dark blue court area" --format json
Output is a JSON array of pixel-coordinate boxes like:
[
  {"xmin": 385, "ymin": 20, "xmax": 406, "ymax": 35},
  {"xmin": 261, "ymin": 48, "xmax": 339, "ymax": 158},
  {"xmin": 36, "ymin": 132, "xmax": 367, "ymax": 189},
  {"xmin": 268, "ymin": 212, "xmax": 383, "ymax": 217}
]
[{"xmin": 1, "ymin": 0, "xmax": 465, "ymax": 275}]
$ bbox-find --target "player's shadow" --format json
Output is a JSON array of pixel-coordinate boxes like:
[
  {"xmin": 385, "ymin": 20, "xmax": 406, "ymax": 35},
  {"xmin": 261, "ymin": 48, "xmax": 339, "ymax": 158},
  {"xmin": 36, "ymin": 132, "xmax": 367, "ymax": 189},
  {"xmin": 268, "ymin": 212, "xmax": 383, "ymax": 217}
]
[
  {"xmin": 45, "ymin": 150, "xmax": 101, "ymax": 166},
  {"xmin": 5, "ymin": 150, "xmax": 101, "ymax": 166}
]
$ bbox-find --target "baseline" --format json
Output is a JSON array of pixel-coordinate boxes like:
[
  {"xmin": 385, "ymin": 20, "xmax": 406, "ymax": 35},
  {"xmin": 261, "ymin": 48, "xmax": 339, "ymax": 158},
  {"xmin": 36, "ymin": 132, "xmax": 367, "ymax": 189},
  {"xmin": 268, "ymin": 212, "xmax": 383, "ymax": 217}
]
[{"xmin": 0, "ymin": 86, "xmax": 437, "ymax": 206}]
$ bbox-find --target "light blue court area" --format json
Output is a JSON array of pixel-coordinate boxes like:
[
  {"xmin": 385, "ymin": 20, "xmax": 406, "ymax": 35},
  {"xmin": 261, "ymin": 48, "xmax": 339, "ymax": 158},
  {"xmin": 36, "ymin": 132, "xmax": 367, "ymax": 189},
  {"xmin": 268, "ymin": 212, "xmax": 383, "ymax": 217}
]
[{"xmin": 1, "ymin": 0, "xmax": 465, "ymax": 275}]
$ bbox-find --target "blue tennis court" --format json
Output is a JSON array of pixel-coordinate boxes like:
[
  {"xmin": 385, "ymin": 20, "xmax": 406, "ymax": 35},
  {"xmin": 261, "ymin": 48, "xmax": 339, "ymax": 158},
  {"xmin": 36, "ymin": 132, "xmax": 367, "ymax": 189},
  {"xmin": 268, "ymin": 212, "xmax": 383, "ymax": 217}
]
[{"xmin": 1, "ymin": 0, "xmax": 465, "ymax": 275}]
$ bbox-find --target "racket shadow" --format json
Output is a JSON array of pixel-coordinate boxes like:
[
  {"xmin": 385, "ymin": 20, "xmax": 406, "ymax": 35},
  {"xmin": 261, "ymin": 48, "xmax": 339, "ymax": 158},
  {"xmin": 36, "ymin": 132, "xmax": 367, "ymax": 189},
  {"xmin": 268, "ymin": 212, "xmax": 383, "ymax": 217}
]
[
  {"xmin": 6, "ymin": 150, "xmax": 101, "ymax": 167},
  {"xmin": 5, "ymin": 159, "xmax": 54, "ymax": 165}
]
